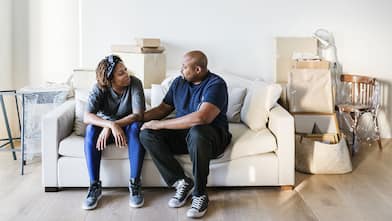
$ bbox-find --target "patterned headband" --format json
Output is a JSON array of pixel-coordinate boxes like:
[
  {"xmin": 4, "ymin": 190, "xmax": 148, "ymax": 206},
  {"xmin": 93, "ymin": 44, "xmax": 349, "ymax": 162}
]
[{"xmin": 105, "ymin": 55, "xmax": 121, "ymax": 79}]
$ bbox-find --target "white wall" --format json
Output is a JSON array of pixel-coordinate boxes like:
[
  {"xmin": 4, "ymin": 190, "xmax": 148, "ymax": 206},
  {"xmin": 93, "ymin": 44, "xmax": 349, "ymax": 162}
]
[
  {"xmin": 0, "ymin": 0, "xmax": 19, "ymax": 138},
  {"xmin": 13, "ymin": 0, "xmax": 80, "ymax": 89},
  {"xmin": 8, "ymin": 0, "xmax": 79, "ymax": 139},
  {"xmin": 12, "ymin": 0, "xmax": 29, "ymax": 89},
  {"xmin": 0, "ymin": 0, "xmax": 12, "ymax": 90},
  {"xmin": 10, "ymin": 0, "xmax": 392, "ymax": 138},
  {"xmin": 80, "ymin": 0, "xmax": 392, "ymax": 138}
]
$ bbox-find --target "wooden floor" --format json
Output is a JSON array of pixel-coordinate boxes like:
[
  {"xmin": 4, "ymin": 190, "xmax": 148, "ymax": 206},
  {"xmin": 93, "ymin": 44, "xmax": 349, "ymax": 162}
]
[{"xmin": 0, "ymin": 139, "xmax": 391, "ymax": 221}]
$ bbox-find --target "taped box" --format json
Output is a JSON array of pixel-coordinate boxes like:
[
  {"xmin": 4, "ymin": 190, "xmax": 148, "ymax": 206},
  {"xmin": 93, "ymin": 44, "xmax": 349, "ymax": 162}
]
[
  {"xmin": 288, "ymin": 60, "xmax": 334, "ymax": 113},
  {"xmin": 135, "ymin": 38, "xmax": 161, "ymax": 48}
]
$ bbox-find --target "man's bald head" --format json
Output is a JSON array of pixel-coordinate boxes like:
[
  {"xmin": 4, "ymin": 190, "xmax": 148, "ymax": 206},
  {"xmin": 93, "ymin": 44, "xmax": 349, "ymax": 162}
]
[{"xmin": 184, "ymin": 50, "xmax": 208, "ymax": 72}]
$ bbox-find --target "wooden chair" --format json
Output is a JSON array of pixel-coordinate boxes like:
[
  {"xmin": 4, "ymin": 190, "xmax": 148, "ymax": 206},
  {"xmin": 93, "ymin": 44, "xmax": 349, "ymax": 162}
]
[{"xmin": 337, "ymin": 74, "xmax": 382, "ymax": 153}]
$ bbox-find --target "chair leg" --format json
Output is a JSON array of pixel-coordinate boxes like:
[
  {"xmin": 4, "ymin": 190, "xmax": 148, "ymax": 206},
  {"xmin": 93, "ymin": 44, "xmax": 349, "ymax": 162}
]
[
  {"xmin": 374, "ymin": 115, "xmax": 382, "ymax": 150},
  {"xmin": 377, "ymin": 139, "xmax": 382, "ymax": 150},
  {"xmin": 0, "ymin": 95, "xmax": 17, "ymax": 160},
  {"xmin": 351, "ymin": 112, "xmax": 360, "ymax": 156}
]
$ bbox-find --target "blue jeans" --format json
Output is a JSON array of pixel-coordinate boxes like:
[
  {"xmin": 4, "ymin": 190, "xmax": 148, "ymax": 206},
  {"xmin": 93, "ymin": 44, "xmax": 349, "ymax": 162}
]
[{"xmin": 84, "ymin": 122, "xmax": 145, "ymax": 183}]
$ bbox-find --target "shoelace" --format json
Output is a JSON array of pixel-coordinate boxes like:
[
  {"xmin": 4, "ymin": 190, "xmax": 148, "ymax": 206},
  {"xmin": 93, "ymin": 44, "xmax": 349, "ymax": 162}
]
[
  {"xmin": 173, "ymin": 179, "xmax": 188, "ymax": 200},
  {"xmin": 191, "ymin": 195, "xmax": 207, "ymax": 210},
  {"xmin": 130, "ymin": 183, "xmax": 141, "ymax": 196},
  {"xmin": 87, "ymin": 184, "xmax": 100, "ymax": 198}
]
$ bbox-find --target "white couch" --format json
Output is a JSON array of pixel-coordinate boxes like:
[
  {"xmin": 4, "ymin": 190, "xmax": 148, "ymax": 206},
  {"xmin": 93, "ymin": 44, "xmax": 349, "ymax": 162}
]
[{"xmin": 41, "ymin": 71, "xmax": 294, "ymax": 192}]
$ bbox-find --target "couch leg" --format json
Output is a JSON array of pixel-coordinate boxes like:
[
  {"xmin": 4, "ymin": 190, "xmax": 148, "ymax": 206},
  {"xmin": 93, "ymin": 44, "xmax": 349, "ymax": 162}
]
[
  {"xmin": 281, "ymin": 185, "xmax": 294, "ymax": 191},
  {"xmin": 45, "ymin": 187, "xmax": 59, "ymax": 192}
]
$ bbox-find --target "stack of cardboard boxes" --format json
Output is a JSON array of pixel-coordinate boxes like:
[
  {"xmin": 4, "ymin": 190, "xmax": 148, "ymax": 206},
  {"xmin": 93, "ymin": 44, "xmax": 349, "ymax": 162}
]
[
  {"xmin": 288, "ymin": 59, "xmax": 352, "ymax": 174},
  {"xmin": 111, "ymin": 38, "xmax": 165, "ymax": 54},
  {"xmin": 111, "ymin": 38, "xmax": 166, "ymax": 89}
]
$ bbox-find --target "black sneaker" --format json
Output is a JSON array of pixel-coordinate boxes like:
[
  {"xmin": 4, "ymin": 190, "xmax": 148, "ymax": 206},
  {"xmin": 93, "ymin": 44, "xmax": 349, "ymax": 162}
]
[
  {"xmin": 168, "ymin": 178, "xmax": 194, "ymax": 208},
  {"xmin": 186, "ymin": 195, "xmax": 209, "ymax": 218},
  {"xmin": 129, "ymin": 178, "xmax": 144, "ymax": 208},
  {"xmin": 82, "ymin": 181, "xmax": 102, "ymax": 210}
]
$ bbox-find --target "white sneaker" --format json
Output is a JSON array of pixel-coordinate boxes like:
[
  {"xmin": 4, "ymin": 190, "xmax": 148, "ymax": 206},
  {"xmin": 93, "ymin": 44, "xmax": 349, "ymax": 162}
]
[
  {"xmin": 186, "ymin": 195, "xmax": 209, "ymax": 218},
  {"xmin": 168, "ymin": 178, "xmax": 194, "ymax": 208}
]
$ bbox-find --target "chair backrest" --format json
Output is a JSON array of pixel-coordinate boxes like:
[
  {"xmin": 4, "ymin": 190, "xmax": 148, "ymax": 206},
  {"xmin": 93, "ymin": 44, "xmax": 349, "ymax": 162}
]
[{"xmin": 340, "ymin": 74, "xmax": 377, "ymax": 107}]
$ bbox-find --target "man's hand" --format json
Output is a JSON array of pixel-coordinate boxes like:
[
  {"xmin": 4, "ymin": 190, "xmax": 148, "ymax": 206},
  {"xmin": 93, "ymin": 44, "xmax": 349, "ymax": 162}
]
[
  {"xmin": 96, "ymin": 127, "xmax": 111, "ymax": 151},
  {"xmin": 110, "ymin": 122, "xmax": 127, "ymax": 148},
  {"xmin": 141, "ymin": 120, "xmax": 163, "ymax": 130}
]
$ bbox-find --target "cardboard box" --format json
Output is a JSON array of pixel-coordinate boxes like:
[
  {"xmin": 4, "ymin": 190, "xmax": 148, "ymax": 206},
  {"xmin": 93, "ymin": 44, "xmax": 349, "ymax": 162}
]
[
  {"xmin": 135, "ymin": 38, "xmax": 161, "ymax": 48},
  {"xmin": 111, "ymin": 45, "xmax": 165, "ymax": 53},
  {"xmin": 294, "ymin": 113, "xmax": 340, "ymax": 135},
  {"xmin": 295, "ymin": 134, "xmax": 352, "ymax": 174},
  {"xmin": 299, "ymin": 133, "xmax": 340, "ymax": 144},
  {"xmin": 114, "ymin": 52, "xmax": 166, "ymax": 89},
  {"xmin": 294, "ymin": 112, "xmax": 352, "ymax": 174},
  {"xmin": 288, "ymin": 67, "xmax": 334, "ymax": 113},
  {"xmin": 275, "ymin": 37, "xmax": 318, "ymax": 84},
  {"xmin": 292, "ymin": 60, "xmax": 330, "ymax": 69}
]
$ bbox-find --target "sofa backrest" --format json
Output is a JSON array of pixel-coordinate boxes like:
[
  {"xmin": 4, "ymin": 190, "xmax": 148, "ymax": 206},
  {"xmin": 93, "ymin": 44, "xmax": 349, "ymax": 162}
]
[
  {"xmin": 71, "ymin": 69, "xmax": 282, "ymax": 131},
  {"xmin": 158, "ymin": 71, "xmax": 282, "ymax": 131}
]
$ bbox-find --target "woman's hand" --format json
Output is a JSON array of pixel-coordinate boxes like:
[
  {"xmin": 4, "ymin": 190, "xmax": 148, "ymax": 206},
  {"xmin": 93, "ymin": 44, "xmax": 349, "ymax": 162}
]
[
  {"xmin": 110, "ymin": 122, "xmax": 127, "ymax": 148},
  {"xmin": 96, "ymin": 127, "xmax": 111, "ymax": 151}
]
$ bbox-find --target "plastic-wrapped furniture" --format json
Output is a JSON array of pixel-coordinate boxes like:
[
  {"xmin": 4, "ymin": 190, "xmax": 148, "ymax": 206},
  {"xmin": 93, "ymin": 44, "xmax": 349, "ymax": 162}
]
[
  {"xmin": 19, "ymin": 86, "xmax": 69, "ymax": 175},
  {"xmin": 337, "ymin": 74, "xmax": 382, "ymax": 153}
]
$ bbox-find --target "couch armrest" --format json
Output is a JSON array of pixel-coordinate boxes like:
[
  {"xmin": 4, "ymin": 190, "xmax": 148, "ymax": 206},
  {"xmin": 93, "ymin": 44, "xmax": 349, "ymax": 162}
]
[
  {"xmin": 41, "ymin": 99, "xmax": 75, "ymax": 188},
  {"xmin": 268, "ymin": 104, "xmax": 295, "ymax": 185}
]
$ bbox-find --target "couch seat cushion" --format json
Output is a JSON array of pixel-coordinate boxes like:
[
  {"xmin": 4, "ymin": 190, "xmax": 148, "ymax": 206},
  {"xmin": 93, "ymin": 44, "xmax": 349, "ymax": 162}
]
[
  {"xmin": 59, "ymin": 123, "xmax": 277, "ymax": 163},
  {"xmin": 59, "ymin": 133, "xmax": 130, "ymax": 159}
]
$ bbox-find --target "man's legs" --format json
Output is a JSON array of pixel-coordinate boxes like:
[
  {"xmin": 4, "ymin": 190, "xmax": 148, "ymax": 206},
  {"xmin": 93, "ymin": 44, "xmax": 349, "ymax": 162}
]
[
  {"xmin": 139, "ymin": 128, "xmax": 189, "ymax": 186},
  {"xmin": 140, "ymin": 128, "xmax": 195, "ymax": 208},
  {"xmin": 140, "ymin": 125, "xmax": 230, "ymax": 216},
  {"xmin": 185, "ymin": 125, "xmax": 229, "ymax": 218},
  {"xmin": 186, "ymin": 125, "xmax": 225, "ymax": 196}
]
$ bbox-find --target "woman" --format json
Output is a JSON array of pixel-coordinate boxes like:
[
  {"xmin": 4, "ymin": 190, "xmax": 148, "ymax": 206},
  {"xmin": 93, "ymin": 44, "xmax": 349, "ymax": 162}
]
[{"xmin": 82, "ymin": 55, "xmax": 145, "ymax": 210}]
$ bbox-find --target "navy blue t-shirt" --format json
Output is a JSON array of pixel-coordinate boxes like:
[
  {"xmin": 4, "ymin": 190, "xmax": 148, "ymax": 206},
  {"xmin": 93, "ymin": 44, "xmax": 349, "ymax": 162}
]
[{"xmin": 163, "ymin": 72, "xmax": 229, "ymax": 131}]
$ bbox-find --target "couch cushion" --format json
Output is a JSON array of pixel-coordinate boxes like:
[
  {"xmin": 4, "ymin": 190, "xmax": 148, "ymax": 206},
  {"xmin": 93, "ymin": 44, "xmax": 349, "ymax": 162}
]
[
  {"xmin": 74, "ymin": 89, "xmax": 89, "ymax": 136},
  {"xmin": 59, "ymin": 133, "xmax": 130, "ymax": 159},
  {"xmin": 175, "ymin": 123, "xmax": 277, "ymax": 164},
  {"xmin": 240, "ymin": 81, "xmax": 282, "ymax": 131},
  {"xmin": 226, "ymin": 87, "xmax": 247, "ymax": 123},
  {"xmin": 219, "ymin": 123, "xmax": 277, "ymax": 161},
  {"xmin": 59, "ymin": 123, "xmax": 277, "ymax": 163}
]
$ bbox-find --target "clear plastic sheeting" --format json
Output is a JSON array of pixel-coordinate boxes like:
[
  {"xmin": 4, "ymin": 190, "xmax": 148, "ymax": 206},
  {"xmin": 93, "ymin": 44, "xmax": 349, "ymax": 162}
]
[
  {"xmin": 336, "ymin": 78, "xmax": 381, "ymax": 153},
  {"xmin": 19, "ymin": 85, "xmax": 70, "ymax": 160}
]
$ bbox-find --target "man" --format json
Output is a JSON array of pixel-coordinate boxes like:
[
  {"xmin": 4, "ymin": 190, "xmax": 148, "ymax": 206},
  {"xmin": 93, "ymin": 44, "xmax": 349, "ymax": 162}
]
[{"xmin": 140, "ymin": 50, "xmax": 232, "ymax": 218}]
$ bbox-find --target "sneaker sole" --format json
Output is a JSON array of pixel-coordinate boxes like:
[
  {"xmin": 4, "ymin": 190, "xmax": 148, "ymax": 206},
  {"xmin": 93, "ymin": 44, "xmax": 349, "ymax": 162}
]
[
  {"xmin": 82, "ymin": 194, "xmax": 102, "ymax": 210},
  {"xmin": 129, "ymin": 198, "xmax": 144, "ymax": 208},
  {"xmin": 168, "ymin": 186, "xmax": 194, "ymax": 208},
  {"xmin": 187, "ymin": 208, "xmax": 207, "ymax": 218}
]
